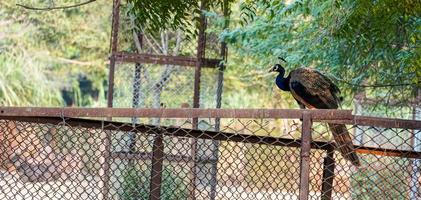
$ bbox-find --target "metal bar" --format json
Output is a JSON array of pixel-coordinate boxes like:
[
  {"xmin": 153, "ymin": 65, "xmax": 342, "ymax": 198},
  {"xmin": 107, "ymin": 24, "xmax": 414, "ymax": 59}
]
[
  {"xmin": 113, "ymin": 52, "xmax": 221, "ymax": 68},
  {"xmin": 110, "ymin": 0, "xmax": 120, "ymax": 53},
  {"xmin": 128, "ymin": 63, "xmax": 142, "ymax": 155},
  {"xmin": 320, "ymin": 116, "xmax": 421, "ymax": 130},
  {"xmin": 107, "ymin": 44, "xmax": 117, "ymax": 108},
  {"xmin": 2, "ymin": 116, "xmax": 421, "ymax": 159},
  {"xmin": 202, "ymin": 59, "xmax": 222, "ymax": 68},
  {"xmin": 149, "ymin": 132, "xmax": 164, "ymax": 200},
  {"xmin": 100, "ymin": 0, "xmax": 120, "ymax": 198},
  {"xmin": 189, "ymin": 0, "xmax": 208, "ymax": 198},
  {"xmin": 188, "ymin": 138, "xmax": 198, "ymax": 200},
  {"xmin": 354, "ymin": 146, "xmax": 421, "ymax": 158},
  {"xmin": 321, "ymin": 146, "xmax": 335, "ymax": 200},
  {"xmin": 193, "ymin": 0, "xmax": 207, "ymax": 110},
  {"xmin": 299, "ymin": 112, "xmax": 312, "ymax": 200},
  {"xmin": 210, "ymin": 2, "xmax": 229, "ymax": 196},
  {"xmin": 409, "ymin": 105, "xmax": 421, "ymax": 200},
  {"xmin": 0, "ymin": 107, "xmax": 353, "ymax": 120},
  {"xmin": 110, "ymin": 152, "xmax": 218, "ymax": 164},
  {"xmin": 107, "ymin": 0, "xmax": 121, "ymax": 109},
  {"xmin": 99, "ymin": 130, "xmax": 112, "ymax": 200},
  {"xmin": 353, "ymin": 116, "xmax": 421, "ymax": 130}
]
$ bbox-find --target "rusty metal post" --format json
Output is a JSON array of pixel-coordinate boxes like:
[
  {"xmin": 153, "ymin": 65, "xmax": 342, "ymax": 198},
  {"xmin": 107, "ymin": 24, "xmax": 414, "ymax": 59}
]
[
  {"xmin": 299, "ymin": 112, "xmax": 312, "ymax": 200},
  {"xmin": 409, "ymin": 103, "xmax": 421, "ymax": 200},
  {"xmin": 101, "ymin": 1, "xmax": 121, "ymax": 199},
  {"xmin": 99, "ymin": 130, "xmax": 112, "ymax": 200},
  {"xmin": 321, "ymin": 146, "xmax": 335, "ymax": 200},
  {"xmin": 189, "ymin": 0, "xmax": 208, "ymax": 199},
  {"xmin": 150, "ymin": 131, "xmax": 164, "ymax": 200},
  {"xmin": 107, "ymin": 0, "xmax": 121, "ymax": 109},
  {"xmin": 192, "ymin": 0, "xmax": 207, "ymax": 111},
  {"xmin": 210, "ymin": 1, "xmax": 229, "ymax": 199},
  {"xmin": 215, "ymin": 0, "xmax": 229, "ymax": 131}
]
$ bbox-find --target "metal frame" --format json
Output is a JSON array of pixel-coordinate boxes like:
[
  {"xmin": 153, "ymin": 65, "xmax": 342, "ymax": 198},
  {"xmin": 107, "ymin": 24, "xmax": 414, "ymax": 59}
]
[
  {"xmin": 106, "ymin": 0, "xmax": 227, "ymax": 197},
  {"xmin": 1, "ymin": 109, "xmax": 421, "ymax": 200},
  {"xmin": 1, "ymin": 108, "xmax": 421, "ymax": 199},
  {"xmin": 106, "ymin": 0, "xmax": 224, "ymax": 108},
  {"xmin": 1, "ymin": 112, "xmax": 420, "ymax": 159}
]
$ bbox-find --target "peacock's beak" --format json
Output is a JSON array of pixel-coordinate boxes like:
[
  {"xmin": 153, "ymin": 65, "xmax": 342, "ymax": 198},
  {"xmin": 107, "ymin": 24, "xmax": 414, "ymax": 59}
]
[{"xmin": 268, "ymin": 67, "xmax": 275, "ymax": 73}]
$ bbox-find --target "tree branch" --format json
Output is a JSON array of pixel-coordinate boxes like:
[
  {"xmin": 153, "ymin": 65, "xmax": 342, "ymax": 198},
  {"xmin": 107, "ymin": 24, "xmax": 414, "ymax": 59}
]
[{"xmin": 16, "ymin": 0, "xmax": 96, "ymax": 11}]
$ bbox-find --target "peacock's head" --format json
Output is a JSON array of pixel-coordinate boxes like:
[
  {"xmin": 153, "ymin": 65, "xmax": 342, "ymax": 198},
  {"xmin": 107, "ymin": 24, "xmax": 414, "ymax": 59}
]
[
  {"xmin": 269, "ymin": 57, "xmax": 287, "ymax": 76},
  {"xmin": 269, "ymin": 64, "xmax": 285, "ymax": 73}
]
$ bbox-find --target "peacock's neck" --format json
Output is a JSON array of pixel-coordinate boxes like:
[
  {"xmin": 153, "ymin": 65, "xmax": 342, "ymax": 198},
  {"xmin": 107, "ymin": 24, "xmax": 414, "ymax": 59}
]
[{"xmin": 276, "ymin": 74, "xmax": 290, "ymax": 91}]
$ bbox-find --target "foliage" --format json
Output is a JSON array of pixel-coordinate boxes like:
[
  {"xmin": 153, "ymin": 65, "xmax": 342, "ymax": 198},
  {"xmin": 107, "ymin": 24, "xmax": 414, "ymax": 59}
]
[
  {"xmin": 222, "ymin": 0, "xmax": 421, "ymax": 106},
  {"xmin": 126, "ymin": 0, "xmax": 235, "ymax": 38},
  {"xmin": 0, "ymin": 53, "xmax": 63, "ymax": 106},
  {"xmin": 126, "ymin": 0, "xmax": 199, "ymax": 35},
  {"xmin": 0, "ymin": 0, "xmax": 110, "ymax": 106},
  {"xmin": 1, "ymin": 0, "xmax": 418, "ymax": 115},
  {"xmin": 121, "ymin": 164, "xmax": 188, "ymax": 200}
]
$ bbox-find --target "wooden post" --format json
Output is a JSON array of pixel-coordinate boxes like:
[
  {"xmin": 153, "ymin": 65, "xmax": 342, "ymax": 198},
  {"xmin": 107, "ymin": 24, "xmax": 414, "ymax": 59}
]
[
  {"xmin": 321, "ymin": 146, "xmax": 335, "ymax": 200},
  {"xmin": 299, "ymin": 112, "xmax": 312, "ymax": 200},
  {"xmin": 149, "ymin": 132, "xmax": 164, "ymax": 200}
]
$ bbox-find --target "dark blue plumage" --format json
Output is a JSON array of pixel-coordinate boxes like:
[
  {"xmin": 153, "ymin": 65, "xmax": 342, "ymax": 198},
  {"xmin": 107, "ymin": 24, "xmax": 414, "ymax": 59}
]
[
  {"xmin": 272, "ymin": 64, "xmax": 290, "ymax": 91},
  {"xmin": 275, "ymin": 74, "xmax": 290, "ymax": 91}
]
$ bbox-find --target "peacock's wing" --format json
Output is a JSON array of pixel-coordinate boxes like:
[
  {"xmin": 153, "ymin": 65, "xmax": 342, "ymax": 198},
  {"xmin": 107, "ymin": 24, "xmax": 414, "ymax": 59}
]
[
  {"xmin": 289, "ymin": 68, "xmax": 361, "ymax": 166},
  {"xmin": 289, "ymin": 68, "xmax": 341, "ymax": 109}
]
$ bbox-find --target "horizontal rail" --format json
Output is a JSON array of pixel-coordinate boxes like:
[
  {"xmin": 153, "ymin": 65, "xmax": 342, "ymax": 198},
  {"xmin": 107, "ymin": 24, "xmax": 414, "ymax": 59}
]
[
  {"xmin": 111, "ymin": 152, "xmax": 217, "ymax": 163},
  {"xmin": 320, "ymin": 116, "xmax": 421, "ymax": 129},
  {"xmin": 0, "ymin": 107, "xmax": 353, "ymax": 120},
  {"xmin": 2, "ymin": 116, "xmax": 421, "ymax": 159},
  {"xmin": 113, "ymin": 52, "xmax": 221, "ymax": 68},
  {"xmin": 355, "ymin": 146, "xmax": 421, "ymax": 159},
  {"xmin": 353, "ymin": 116, "xmax": 421, "ymax": 130}
]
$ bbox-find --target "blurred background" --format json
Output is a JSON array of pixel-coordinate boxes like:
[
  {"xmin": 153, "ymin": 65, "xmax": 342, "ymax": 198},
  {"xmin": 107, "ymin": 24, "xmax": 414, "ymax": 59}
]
[{"xmin": 0, "ymin": 0, "xmax": 419, "ymax": 117}]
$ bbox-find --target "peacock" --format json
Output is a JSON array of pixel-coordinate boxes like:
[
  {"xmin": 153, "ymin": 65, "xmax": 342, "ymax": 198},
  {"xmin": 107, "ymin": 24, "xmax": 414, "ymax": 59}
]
[{"xmin": 269, "ymin": 58, "xmax": 360, "ymax": 166}]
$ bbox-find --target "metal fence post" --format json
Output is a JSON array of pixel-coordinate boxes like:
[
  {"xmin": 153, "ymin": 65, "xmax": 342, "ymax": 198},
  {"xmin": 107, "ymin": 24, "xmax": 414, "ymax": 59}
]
[
  {"xmin": 409, "ymin": 106, "xmax": 421, "ymax": 200},
  {"xmin": 107, "ymin": 0, "xmax": 121, "ymax": 109},
  {"xmin": 150, "ymin": 131, "xmax": 164, "ymax": 200},
  {"xmin": 299, "ymin": 112, "xmax": 312, "ymax": 200},
  {"xmin": 99, "ymin": 130, "xmax": 112, "ymax": 200},
  {"xmin": 321, "ymin": 146, "xmax": 335, "ymax": 200},
  {"xmin": 189, "ymin": 0, "xmax": 208, "ymax": 199}
]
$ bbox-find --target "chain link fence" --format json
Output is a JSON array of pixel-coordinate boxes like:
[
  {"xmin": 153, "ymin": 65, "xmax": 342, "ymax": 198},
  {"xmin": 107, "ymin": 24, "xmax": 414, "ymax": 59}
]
[{"xmin": 0, "ymin": 108, "xmax": 420, "ymax": 200}]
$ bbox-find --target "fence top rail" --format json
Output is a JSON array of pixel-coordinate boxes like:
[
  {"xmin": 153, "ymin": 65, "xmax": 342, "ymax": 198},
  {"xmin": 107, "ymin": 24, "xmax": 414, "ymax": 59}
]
[
  {"xmin": 0, "ymin": 107, "xmax": 420, "ymax": 129},
  {"xmin": 0, "ymin": 107, "xmax": 353, "ymax": 120}
]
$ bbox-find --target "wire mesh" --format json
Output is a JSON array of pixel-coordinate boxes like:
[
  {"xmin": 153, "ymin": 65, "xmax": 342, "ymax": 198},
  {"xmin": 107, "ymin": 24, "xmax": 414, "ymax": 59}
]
[
  {"xmin": 112, "ymin": 63, "xmax": 219, "ymax": 110},
  {"xmin": 0, "ymin": 113, "xmax": 419, "ymax": 200}
]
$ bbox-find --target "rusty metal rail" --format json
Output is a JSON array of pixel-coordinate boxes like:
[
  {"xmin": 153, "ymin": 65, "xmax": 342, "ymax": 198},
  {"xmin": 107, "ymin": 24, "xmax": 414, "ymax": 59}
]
[
  {"xmin": 113, "ymin": 52, "xmax": 222, "ymax": 68},
  {"xmin": 1, "ymin": 107, "xmax": 419, "ymax": 129},
  {"xmin": 1, "ymin": 114, "xmax": 420, "ymax": 159},
  {"xmin": 0, "ymin": 107, "xmax": 352, "ymax": 120}
]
